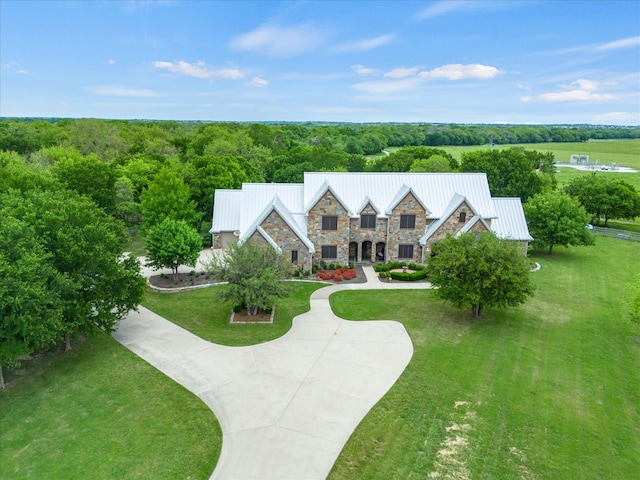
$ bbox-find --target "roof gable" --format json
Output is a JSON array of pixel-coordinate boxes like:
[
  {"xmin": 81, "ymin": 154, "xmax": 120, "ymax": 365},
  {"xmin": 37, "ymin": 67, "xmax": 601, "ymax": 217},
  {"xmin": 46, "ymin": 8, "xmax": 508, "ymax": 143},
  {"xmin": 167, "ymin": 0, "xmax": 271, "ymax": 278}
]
[
  {"xmin": 304, "ymin": 180, "xmax": 353, "ymax": 216},
  {"xmin": 385, "ymin": 185, "xmax": 430, "ymax": 216}
]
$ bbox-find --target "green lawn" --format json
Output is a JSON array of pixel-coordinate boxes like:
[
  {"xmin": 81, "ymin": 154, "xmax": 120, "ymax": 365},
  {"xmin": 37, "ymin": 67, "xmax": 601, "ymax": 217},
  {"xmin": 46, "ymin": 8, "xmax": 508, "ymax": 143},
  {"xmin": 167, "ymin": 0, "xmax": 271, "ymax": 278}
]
[
  {"xmin": 141, "ymin": 281, "xmax": 326, "ymax": 346},
  {"xmin": 327, "ymin": 237, "xmax": 640, "ymax": 479},
  {"xmin": 0, "ymin": 334, "xmax": 220, "ymax": 480}
]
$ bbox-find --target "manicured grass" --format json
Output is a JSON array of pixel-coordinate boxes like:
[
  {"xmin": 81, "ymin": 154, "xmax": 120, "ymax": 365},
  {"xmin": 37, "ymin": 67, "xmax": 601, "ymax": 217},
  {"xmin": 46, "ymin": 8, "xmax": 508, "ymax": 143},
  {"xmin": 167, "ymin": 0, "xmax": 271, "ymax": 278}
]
[
  {"xmin": 141, "ymin": 281, "xmax": 326, "ymax": 346},
  {"xmin": 327, "ymin": 237, "xmax": 640, "ymax": 479},
  {"xmin": 0, "ymin": 334, "xmax": 220, "ymax": 480}
]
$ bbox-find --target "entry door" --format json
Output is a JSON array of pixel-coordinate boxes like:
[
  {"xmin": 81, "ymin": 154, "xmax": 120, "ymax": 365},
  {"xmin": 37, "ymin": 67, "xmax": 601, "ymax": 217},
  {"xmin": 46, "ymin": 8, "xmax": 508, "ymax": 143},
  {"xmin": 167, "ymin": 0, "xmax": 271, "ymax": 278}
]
[
  {"xmin": 362, "ymin": 241, "xmax": 372, "ymax": 262},
  {"xmin": 349, "ymin": 242, "xmax": 358, "ymax": 264}
]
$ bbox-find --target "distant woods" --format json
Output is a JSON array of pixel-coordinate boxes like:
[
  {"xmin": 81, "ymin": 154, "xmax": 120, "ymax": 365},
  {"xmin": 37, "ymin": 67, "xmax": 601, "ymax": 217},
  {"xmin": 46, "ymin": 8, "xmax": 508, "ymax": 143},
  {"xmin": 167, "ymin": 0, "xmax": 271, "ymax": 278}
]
[{"xmin": 1, "ymin": 118, "xmax": 638, "ymax": 243}]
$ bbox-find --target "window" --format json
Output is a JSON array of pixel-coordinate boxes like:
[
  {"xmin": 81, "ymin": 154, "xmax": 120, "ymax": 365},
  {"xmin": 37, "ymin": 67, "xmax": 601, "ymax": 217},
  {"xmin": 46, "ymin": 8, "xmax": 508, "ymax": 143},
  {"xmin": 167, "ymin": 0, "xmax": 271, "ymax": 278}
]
[
  {"xmin": 400, "ymin": 214, "xmax": 416, "ymax": 229},
  {"xmin": 322, "ymin": 215, "xmax": 338, "ymax": 230},
  {"xmin": 398, "ymin": 244, "xmax": 414, "ymax": 259},
  {"xmin": 361, "ymin": 214, "xmax": 376, "ymax": 229},
  {"xmin": 321, "ymin": 245, "xmax": 337, "ymax": 259},
  {"xmin": 459, "ymin": 212, "xmax": 466, "ymax": 223},
  {"xmin": 291, "ymin": 250, "xmax": 298, "ymax": 263}
]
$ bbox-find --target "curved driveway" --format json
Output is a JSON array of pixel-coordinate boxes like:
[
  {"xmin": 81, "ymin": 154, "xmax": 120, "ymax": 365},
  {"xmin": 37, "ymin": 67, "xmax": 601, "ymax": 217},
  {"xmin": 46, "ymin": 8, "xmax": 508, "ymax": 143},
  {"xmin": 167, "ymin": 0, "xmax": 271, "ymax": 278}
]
[{"xmin": 113, "ymin": 265, "xmax": 431, "ymax": 479}]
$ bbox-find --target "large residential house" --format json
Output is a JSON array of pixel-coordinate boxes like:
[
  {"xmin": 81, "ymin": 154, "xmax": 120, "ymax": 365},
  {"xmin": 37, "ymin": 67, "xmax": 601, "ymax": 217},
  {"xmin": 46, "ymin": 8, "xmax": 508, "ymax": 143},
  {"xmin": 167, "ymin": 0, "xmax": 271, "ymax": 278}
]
[{"xmin": 210, "ymin": 172, "xmax": 532, "ymax": 271}]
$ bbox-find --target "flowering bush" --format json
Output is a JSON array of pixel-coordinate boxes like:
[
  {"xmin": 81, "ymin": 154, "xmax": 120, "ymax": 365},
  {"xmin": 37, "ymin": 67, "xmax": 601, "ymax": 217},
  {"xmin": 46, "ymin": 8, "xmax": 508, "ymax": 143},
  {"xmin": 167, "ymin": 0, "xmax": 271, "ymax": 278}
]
[{"xmin": 315, "ymin": 267, "xmax": 357, "ymax": 282}]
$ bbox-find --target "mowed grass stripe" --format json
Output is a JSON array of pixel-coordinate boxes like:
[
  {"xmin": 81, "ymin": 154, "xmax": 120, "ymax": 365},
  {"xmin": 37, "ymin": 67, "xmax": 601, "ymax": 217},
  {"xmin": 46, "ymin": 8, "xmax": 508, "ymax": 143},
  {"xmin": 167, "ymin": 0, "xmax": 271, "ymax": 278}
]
[{"xmin": 328, "ymin": 237, "xmax": 640, "ymax": 479}]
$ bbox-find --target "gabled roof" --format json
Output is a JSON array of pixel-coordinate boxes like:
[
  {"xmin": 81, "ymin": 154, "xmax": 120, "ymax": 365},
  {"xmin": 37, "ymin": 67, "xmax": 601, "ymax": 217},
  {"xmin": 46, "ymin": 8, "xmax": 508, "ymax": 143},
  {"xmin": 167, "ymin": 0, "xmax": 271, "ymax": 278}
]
[
  {"xmin": 420, "ymin": 194, "xmax": 476, "ymax": 244},
  {"xmin": 240, "ymin": 195, "xmax": 315, "ymax": 253},
  {"xmin": 356, "ymin": 195, "xmax": 381, "ymax": 216},
  {"xmin": 385, "ymin": 185, "xmax": 430, "ymax": 216},
  {"xmin": 456, "ymin": 215, "xmax": 492, "ymax": 236},
  {"xmin": 303, "ymin": 172, "xmax": 497, "ymax": 219},
  {"xmin": 304, "ymin": 180, "xmax": 353, "ymax": 216},
  {"xmin": 248, "ymin": 226, "xmax": 282, "ymax": 254},
  {"xmin": 491, "ymin": 198, "xmax": 533, "ymax": 241}
]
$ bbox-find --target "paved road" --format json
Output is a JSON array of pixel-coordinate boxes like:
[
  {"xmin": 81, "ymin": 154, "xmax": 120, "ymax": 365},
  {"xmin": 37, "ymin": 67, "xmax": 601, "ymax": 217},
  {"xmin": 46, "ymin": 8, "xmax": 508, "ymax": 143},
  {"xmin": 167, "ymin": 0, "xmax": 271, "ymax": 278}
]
[{"xmin": 113, "ymin": 262, "xmax": 431, "ymax": 479}]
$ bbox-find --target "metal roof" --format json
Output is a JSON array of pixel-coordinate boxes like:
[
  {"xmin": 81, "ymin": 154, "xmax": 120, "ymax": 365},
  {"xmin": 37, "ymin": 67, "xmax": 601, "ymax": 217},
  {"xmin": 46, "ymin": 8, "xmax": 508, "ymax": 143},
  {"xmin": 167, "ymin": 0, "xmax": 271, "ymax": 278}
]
[
  {"xmin": 491, "ymin": 198, "xmax": 533, "ymax": 241},
  {"xmin": 210, "ymin": 190, "xmax": 242, "ymax": 233},
  {"xmin": 303, "ymin": 172, "xmax": 497, "ymax": 219}
]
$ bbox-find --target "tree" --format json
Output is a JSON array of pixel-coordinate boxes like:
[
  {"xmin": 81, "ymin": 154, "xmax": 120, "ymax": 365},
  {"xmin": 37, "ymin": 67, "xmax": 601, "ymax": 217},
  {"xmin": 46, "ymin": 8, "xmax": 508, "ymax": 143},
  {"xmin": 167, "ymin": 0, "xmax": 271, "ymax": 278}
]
[
  {"xmin": 426, "ymin": 233, "xmax": 534, "ymax": 318},
  {"xmin": 140, "ymin": 167, "xmax": 199, "ymax": 231},
  {"xmin": 565, "ymin": 173, "xmax": 640, "ymax": 226},
  {"xmin": 524, "ymin": 192, "xmax": 595, "ymax": 255},
  {"xmin": 460, "ymin": 147, "xmax": 555, "ymax": 201},
  {"xmin": 1, "ymin": 189, "xmax": 147, "ymax": 351},
  {"xmin": 0, "ymin": 216, "xmax": 65, "ymax": 388},
  {"xmin": 207, "ymin": 241, "xmax": 291, "ymax": 316},
  {"xmin": 410, "ymin": 155, "xmax": 453, "ymax": 172},
  {"xmin": 145, "ymin": 218, "xmax": 202, "ymax": 281}
]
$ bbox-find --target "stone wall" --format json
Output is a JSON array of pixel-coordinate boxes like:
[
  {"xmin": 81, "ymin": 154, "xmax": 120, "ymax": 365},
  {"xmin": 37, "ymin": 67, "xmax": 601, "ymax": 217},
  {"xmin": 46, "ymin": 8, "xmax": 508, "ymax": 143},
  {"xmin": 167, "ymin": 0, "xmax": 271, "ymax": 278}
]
[
  {"xmin": 259, "ymin": 210, "xmax": 311, "ymax": 270},
  {"xmin": 307, "ymin": 190, "xmax": 350, "ymax": 265},
  {"xmin": 387, "ymin": 192, "xmax": 427, "ymax": 263},
  {"xmin": 348, "ymin": 203, "xmax": 388, "ymax": 262},
  {"xmin": 424, "ymin": 201, "xmax": 492, "ymax": 249}
]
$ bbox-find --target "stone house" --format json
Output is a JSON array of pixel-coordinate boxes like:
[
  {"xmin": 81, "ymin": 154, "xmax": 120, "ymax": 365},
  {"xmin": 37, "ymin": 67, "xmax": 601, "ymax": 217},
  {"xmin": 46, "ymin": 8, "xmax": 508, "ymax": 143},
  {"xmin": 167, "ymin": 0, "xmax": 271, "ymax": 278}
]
[{"xmin": 210, "ymin": 172, "xmax": 532, "ymax": 271}]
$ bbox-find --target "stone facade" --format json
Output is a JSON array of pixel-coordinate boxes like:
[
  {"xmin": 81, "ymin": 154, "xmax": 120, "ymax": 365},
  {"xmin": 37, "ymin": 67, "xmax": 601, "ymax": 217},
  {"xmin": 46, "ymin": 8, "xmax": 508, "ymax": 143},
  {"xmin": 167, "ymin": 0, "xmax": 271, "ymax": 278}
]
[
  {"xmin": 259, "ymin": 210, "xmax": 311, "ymax": 270},
  {"xmin": 348, "ymin": 203, "xmax": 388, "ymax": 262},
  {"xmin": 307, "ymin": 190, "xmax": 350, "ymax": 265},
  {"xmin": 424, "ymin": 201, "xmax": 491, "ymax": 249},
  {"xmin": 387, "ymin": 192, "xmax": 427, "ymax": 263}
]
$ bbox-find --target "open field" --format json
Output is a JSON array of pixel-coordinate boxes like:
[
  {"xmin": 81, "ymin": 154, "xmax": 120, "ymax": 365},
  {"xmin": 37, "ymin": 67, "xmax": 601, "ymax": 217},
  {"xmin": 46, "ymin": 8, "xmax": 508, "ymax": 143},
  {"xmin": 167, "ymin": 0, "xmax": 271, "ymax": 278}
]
[
  {"xmin": 327, "ymin": 237, "xmax": 640, "ymax": 479},
  {"xmin": 0, "ymin": 334, "xmax": 220, "ymax": 480}
]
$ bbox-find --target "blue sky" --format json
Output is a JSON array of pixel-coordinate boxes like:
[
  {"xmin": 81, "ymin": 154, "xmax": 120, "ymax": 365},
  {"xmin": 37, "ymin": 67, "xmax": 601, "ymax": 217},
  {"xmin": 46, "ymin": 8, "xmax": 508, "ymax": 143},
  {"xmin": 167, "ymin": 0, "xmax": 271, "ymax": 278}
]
[{"xmin": 1, "ymin": 0, "xmax": 639, "ymax": 125}]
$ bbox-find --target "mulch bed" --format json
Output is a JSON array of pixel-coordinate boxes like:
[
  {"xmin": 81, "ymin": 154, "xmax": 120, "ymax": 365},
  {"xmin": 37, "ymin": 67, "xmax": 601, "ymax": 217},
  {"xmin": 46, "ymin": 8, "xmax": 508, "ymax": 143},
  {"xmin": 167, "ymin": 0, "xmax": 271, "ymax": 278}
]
[
  {"xmin": 148, "ymin": 272, "xmax": 215, "ymax": 289},
  {"xmin": 229, "ymin": 308, "xmax": 275, "ymax": 324}
]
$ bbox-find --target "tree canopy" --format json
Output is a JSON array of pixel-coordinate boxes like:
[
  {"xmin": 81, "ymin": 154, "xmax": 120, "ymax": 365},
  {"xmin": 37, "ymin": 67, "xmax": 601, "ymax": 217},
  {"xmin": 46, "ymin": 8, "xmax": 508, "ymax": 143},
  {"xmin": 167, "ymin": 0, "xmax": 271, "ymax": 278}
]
[
  {"xmin": 426, "ymin": 232, "xmax": 534, "ymax": 317},
  {"xmin": 145, "ymin": 218, "xmax": 202, "ymax": 281},
  {"xmin": 524, "ymin": 192, "xmax": 595, "ymax": 255}
]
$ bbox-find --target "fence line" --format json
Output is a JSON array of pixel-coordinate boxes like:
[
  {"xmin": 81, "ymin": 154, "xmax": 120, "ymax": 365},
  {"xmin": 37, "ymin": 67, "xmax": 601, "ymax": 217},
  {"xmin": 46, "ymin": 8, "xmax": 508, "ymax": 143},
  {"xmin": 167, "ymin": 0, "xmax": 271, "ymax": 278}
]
[{"xmin": 591, "ymin": 226, "xmax": 640, "ymax": 242}]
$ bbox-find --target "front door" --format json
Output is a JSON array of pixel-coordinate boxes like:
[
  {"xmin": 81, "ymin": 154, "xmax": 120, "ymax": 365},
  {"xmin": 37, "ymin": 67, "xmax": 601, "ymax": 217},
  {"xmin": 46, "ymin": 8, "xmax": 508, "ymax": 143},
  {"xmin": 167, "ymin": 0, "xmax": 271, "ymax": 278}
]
[
  {"xmin": 361, "ymin": 241, "xmax": 372, "ymax": 262},
  {"xmin": 349, "ymin": 242, "xmax": 358, "ymax": 264},
  {"xmin": 376, "ymin": 242, "xmax": 386, "ymax": 262}
]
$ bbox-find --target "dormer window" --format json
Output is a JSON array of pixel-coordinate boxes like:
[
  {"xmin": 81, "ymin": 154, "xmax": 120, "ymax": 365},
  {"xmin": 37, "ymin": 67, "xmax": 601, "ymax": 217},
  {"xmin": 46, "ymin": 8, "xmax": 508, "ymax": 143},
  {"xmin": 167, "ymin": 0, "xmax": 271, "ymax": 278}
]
[
  {"xmin": 361, "ymin": 214, "xmax": 376, "ymax": 229},
  {"xmin": 459, "ymin": 212, "xmax": 466, "ymax": 223},
  {"xmin": 400, "ymin": 214, "xmax": 416, "ymax": 229}
]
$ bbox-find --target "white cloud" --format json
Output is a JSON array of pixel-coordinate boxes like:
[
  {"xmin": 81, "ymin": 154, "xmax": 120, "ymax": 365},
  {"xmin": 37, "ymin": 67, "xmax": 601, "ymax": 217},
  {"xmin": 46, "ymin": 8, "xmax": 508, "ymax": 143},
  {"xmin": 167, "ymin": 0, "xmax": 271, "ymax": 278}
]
[
  {"xmin": 420, "ymin": 64, "xmax": 503, "ymax": 80},
  {"xmin": 153, "ymin": 60, "xmax": 243, "ymax": 80},
  {"xmin": 416, "ymin": 0, "xmax": 523, "ymax": 20},
  {"xmin": 520, "ymin": 96, "xmax": 532, "ymax": 103},
  {"xmin": 384, "ymin": 67, "xmax": 420, "ymax": 78},
  {"xmin": 352, "ymin": 64, "xmax": 379, "ymax": 76},
  {"xmin": 246, "ymin": 76, "xmax": 269, "ymax": 88},
  {"xmin": 17, "ymin": 69, "xmax": 29, "ymax": 75},
  {"xmin": 109, "ymin": 59, "xmax": 116, "ymax": 65},
  {"xmin": 333, "ymin": 34, "xmax": 394, "ymax": 52},
  {"xmin": 594, "ymin": 35, "xmax": 640, "ymax": 52},
  {"xmin": 539, "ymin": 79, "xmax": 616, "ymax": 102},
  {"xmin": 89, "ymin": 86, "xmax": 159, "ymax": 97},
  {"xmin": 230, "ymin": 23, "xmax": 327, "ymax": 57}
]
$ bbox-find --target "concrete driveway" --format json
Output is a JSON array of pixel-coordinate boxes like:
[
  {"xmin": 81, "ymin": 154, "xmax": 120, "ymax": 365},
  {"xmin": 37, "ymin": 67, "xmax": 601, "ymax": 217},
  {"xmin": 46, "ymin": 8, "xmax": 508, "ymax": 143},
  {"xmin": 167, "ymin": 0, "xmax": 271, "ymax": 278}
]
[{"xmin": 113, "ymin": 264, "xmax": 431, "ymax": 479}]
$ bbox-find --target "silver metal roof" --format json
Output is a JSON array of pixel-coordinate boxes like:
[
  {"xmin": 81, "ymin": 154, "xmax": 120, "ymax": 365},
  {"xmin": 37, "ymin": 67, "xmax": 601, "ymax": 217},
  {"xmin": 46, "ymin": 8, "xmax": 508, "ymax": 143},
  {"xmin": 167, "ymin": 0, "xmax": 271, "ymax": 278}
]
[
  {"xmin": 210, "ymin": 190, "xmax": 242, "ymax": 233},
  {"xmin": 491, "ymin": 198, "xmax": 533, "ymax": 241},
  {"xmin": 303, "ymin": 172, "xmax": 497, "ymax": 219}
]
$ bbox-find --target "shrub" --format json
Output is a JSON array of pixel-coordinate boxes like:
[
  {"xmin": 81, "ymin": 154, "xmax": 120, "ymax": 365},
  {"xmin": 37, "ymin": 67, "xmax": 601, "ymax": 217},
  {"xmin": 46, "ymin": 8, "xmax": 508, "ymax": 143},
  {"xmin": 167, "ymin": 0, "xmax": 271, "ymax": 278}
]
[
  {"xmin": 319, "ymin": 260, "xmax": 327, "ymax": 270},
  {"xmin": 408, "ymin": 263, "xmax": 417, "ymax": 270},
  {"xmin": 317, "ymin": 272, "xmax": 332, "ymax": 281},
  {"xmin": 328, "ymin": 263, "xmax": 336, "ymax": 270},
  {"xmin": 378, "ymin": 271, "xmax": 389, "ymax": 278},
  {"xmin": 312, "ymin": 265, "xmax": 318, "ymax": 274},
  {"xmin": 233, "ymin": 304, "xmax": 242, "ymax": 313},
  {"xmin": 375, "ymin": 264, "xmax": 390, "ymax": 272},
  {"xmin": 332, "ymin": 272, "xmax": 343, "ymax": 282},
  {"xmin": 389, "ymin": 270, "xmax": 427, "ymax": 281},
  {"xmin": 263, "ymin": 306, "xmax": 273, "ymax": 314}
]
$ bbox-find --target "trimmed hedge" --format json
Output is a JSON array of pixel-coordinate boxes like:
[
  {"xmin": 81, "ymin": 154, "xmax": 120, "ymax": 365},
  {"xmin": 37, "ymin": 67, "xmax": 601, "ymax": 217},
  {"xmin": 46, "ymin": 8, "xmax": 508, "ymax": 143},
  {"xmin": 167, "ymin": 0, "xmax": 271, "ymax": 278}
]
[{"xmin": 389, "ymin": 270, "xmax": 427, "ymax": 281}]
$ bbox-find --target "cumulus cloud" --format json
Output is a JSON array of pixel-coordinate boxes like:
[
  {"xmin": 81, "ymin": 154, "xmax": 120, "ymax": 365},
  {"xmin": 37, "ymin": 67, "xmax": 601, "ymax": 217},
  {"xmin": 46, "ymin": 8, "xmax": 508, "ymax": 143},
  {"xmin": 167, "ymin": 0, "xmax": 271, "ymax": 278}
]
[
  {"xmin": 230, "ymin": 23, "xmax": 327, "ymax": 57},
  {"xmin": 420, "ymin": 63, "xmax": 503, "ymax": 80},
  {"xmin": 352, "ymin": 64, "xmax": 379, "ymax": 76},
  {"xmin": 334, "ymin": 34, "xmax": 394, "ymax": 52},
  {"xmin": 153, "ymin": 60, "xmax": 243, "ymax": 80},
  {"xmin": 109, "ymin": 59, "xmax": 116, "ymax": 64},
  {"xmin": 89, "ymin": 86, "xmax": 159, "ymax": 97},
  {"xmin": 539, "ymin": 79, "xmax": 616, "ymax": 102},
  {"xmin": 384, "ymin": 67, "xmax": 420, "ymax": 78},
  {"xmin": 593, "ymin": 111, "xmax": 639, "ymax": 122},
  {"xmin": 352, "ymin": 77, "xmax": 422, "ymax": 95},
  {"xmin": 246, "ymin": 76, "xmax": 269, "ymax": 87}
]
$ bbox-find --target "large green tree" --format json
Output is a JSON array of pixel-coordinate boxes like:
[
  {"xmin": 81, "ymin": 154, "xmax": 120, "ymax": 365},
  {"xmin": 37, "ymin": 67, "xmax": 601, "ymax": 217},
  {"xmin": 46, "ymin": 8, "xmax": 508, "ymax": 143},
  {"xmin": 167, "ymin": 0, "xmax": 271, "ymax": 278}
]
[
  {"xmin": 0, "ymin": 216, "xmax": 65, "ymax": 388},
  {"xmin": 565, "ymin": 173, "xmax": 640, "ymax": 226},
  {"xmin": 2, "ymin": 190, "xmax": 146, "ymax": 351},
  {"xmin": 460, "ymin": 147, "xmax": 555, "ymax": 201},
  {"xmin": 207, "ymin": 241, "xmax": 291, "ymax": 316},
  {"xmin": 140, "ymin": 167, "xmax": 199, "ymax": 230},
  {"xmin": 524, "ymin": 192, "xmax": 595, "ymax": 255},
  {"xmin": 426, "ymin": 232, "xmax": 534, "ymax": 318},
  {"xmin": 145, "ymin": 218, "xmax": 202, "ymax": 281}
]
